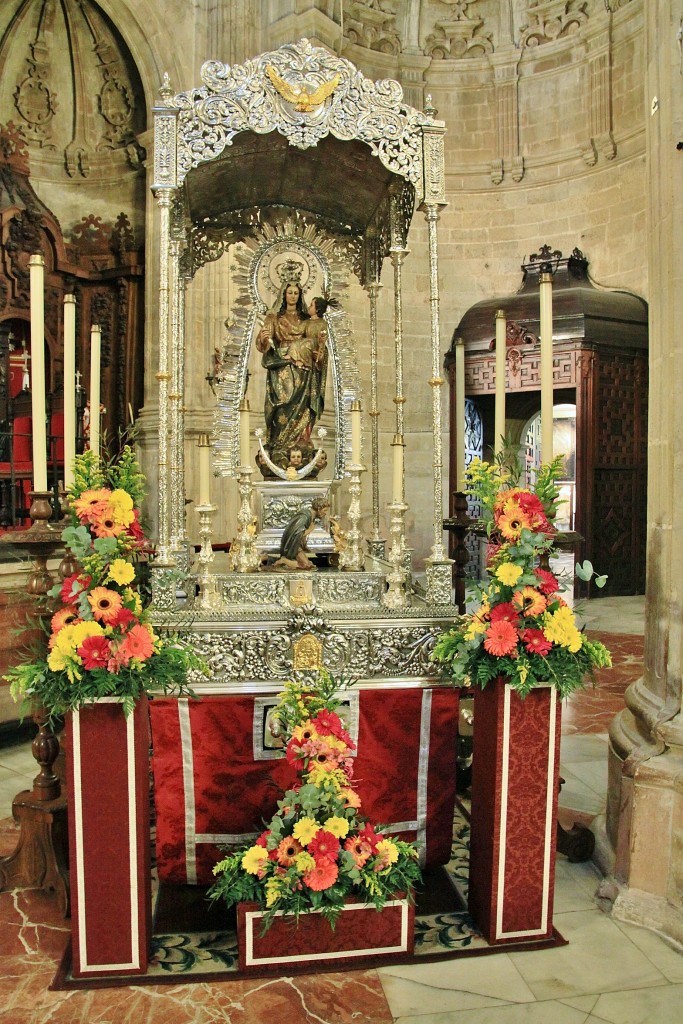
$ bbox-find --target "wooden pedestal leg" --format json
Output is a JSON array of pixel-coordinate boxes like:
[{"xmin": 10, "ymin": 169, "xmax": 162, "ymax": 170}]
[{"xmin": 0, "ymin": 710, "xmax": 69, "ymax": 916}]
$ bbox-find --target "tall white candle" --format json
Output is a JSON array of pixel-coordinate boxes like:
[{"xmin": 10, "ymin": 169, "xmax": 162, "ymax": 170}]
[
  {"xmin": 539, "ymin": 272, "xmax": 554, "ymax": 463},
  {"xmin": 89, "ymin": 324, "xmax": 101, "ymax": 457},
  {"xmin": 392, "ymin": 433, "xmax": 404, "ymax": 503},
  {"xmin": 198, "ymin": 434, "xmax": 211, "ymax": 505},
  {"xmin": 63, "ymin": 294, "xmax": 76, "ymax": 489},
  {"xmin": 350, "ymin": 399, "xmax": 362, "ymax": 464},
  {"xmin": 494, "ymin": 309, "xmax": 506, "ymax": 457},
  {"xmin": 28, "ymin": 254, "xmax": 48, "ymax": 492},
  {"xmin": 239, "ymin": 399, "xmax": 251, "ymax": 469},
  {"xmin": 455, "ymin": 337, "xmax": 466, "ymax": 490}
]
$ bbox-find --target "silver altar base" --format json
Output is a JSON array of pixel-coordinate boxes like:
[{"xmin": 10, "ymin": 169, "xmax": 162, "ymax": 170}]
[{"xmin": 254, "ymin": 480, "xmax": 338, "ymax": 557}]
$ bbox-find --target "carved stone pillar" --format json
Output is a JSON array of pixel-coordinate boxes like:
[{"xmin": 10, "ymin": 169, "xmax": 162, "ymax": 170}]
[
  {"xmin": 489, "ymin": 48, "xmax": 523, "ymax": 185},
  {"xmin": 581, "ymin": 11, "xmax": 616, "ymax": 166},
  {"xmin": 602, "ymin": 0, "xmax": 683, "ymax": 947}
]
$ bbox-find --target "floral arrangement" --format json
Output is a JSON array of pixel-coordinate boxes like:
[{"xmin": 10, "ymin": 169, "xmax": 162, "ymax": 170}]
[
  {"xmin": 432, "ymin": 456, "xmax": 611, "ymax": 698},
  {"xmin": 5, "ymin": 446, "xmax": 205, "ymax": 723},
  {"xmin": 209, "ymin": 671, "xmax": 421, "ymax": 931}
]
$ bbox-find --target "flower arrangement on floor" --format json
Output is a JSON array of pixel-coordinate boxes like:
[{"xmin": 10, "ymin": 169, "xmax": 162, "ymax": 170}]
[
  {"xmin": 432, "ymin": 456, "xmax": 611, "ymax": 698},
  {"xmin": 4, "ymin": 446, "xmax": 205, "ymax": 723},
  {"xmin": 209, "ymin": 671, "xmax": 422, "ymax": 931}
]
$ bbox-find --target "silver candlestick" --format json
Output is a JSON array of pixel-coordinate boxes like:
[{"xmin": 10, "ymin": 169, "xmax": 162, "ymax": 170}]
[
  {"xmin": 382, "ymin": 500, "xmax": 409, "ymax": 608},
  {"xmin": 231, "ymin": 465, "xmax": 261, "ymax": 573},
  {"xmin": 195, "ymin": 502, "xmax": 221, "ymax": 610},
  {"xmin": 339, "ymin": 463, "xmax": 365, "ymax": 572}
]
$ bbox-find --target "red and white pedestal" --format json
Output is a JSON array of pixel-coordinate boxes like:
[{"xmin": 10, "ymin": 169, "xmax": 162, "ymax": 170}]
[
  {"xmin": 66, "ymin": 696, "xmax": 151, "ymax": 978},
  {"xmin": 468, "ymin": 679, "xmax": 561, "ymax": 945},
  {"xmin": 237, "ymin": 896, "xmax": 414, "ymax": 973}
]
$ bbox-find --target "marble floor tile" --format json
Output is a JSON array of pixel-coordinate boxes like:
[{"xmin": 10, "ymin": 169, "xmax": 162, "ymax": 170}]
[
  {"xmin": 394, "ymin": 996, "xmax": 592, "ymax": 1024},
  {"xmin": 586, "ymin": 981, "xmax": 683, "ymax": 1024},
  {"xmin": 556, "ymin": 767, "xmax": 605, "ymax": 815},
  {"xmin": 613, "ymin": 920, "xmax": 683, "ymax": 983},
  {"xmin": 553, "ymin": 859, "xmax": 601, "ymax": 914},
  {"xmin": 378, "ymin": 956, "xmax": 535, "ymax": 1018},
  {"xmin": 0, "ymin": 745, "xmax": 37, "ymax": 776},
  {"xmin": 563, "ymin": 759, "xmax": 608, "ymax": 798},
  {"xmin": 560, "ymin": 734, "xmax": 609, "ymax": 763},
  {"xmin": 508, "ymin": 909, "xmax": 668, "ymax": 1001}
]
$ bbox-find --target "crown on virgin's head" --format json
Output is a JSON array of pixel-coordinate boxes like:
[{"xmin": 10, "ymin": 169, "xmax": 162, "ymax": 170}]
[{"xmin": 277, "ymin": 259, "xmax": 305, "ymax": 286}]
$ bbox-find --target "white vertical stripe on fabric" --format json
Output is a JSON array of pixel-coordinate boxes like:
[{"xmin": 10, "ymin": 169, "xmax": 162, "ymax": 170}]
[{"xmin": 178, "ymin": 699, "xmax": 198, "ymax": 885}]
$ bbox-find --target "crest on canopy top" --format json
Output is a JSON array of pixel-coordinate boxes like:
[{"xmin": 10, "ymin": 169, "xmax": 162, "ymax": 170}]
[{"xmin": 155, "ymin": 38, "xmax": 442, "ymax": 202}]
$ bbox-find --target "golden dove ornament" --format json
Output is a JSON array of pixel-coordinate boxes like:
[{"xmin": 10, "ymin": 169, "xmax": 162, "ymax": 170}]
[{"xmin": 266, "ymin": 65, "xmax": 340, "ymax": 113}]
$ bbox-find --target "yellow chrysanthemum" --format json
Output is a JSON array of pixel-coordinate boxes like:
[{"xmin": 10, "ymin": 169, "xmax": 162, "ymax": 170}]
[
  {"xmin": 375, "ymin": 839, "xmax": 399, "ymax": 864},
  {"xmin": 543, "ymin": 606, "xmax": 583, "ymax": 653},
  {"xmin": 47, "ymin": 648, "xmax": 70, "ymax": 672},
  {"xmin": 241, "ymin": 846, "xmax": 268, "ymax": 874},
  {"xmin": 324, "ymin": 816, "xmax": 350, "ymax": 839},
  {"xmin": 294, "ymin": 852, "xmax": 316, "ymax": 873},
  {"xmin": 108, "ymin": 559, "xmax": 135, "ymax": 586},
  {"xmin": 307, "ymin": 765, "xmax": 346, "ymax": 789},
  {"xmin": 108, "ymin": 488, "xmax": 135, "ymax": 527},
  {"xmin": 495, "ymin": 562, "xmax": 524, "ymax": 587},
  {"xmin": 292, "ymin": 817, "xmax": 319, "ymax": 846}
]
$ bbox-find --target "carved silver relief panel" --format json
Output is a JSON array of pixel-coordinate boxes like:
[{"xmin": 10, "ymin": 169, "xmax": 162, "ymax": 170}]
[{"xmin": 181, "ymin": 620, "xmax": 444, "ymax": 685}]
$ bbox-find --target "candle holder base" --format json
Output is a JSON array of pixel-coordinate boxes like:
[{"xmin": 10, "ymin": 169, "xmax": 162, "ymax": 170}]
[
  {"xmin": 339, "ymin": 463, "xmax": 365, "ymax": 573},
  {"xmin": 382, "ymin": 501, "xmax": 409, "ymax": 610}
]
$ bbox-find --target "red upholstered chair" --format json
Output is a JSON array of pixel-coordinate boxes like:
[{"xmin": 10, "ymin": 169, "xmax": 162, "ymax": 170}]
[{"xmin": 50, "ymin": 410, "xmax": 65, "ymax": 466}]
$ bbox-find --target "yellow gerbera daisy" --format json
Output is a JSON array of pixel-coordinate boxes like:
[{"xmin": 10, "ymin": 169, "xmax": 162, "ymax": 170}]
[
  {"xmin": 292, "ymin": 817, "xmax": 319, "ymax": 846},
  {"xmin": 375, "ymin": 839, "xmax": 399, "ymax": 864},
  {"xmin": 495, "ymin": 562, "xmax": 524, "ymax": 587},
  {"xmin": 241, "ymin": 846, "xmax": 268, "ymax": 874},
  {"xmin": 108, "ymin": 558, "xmax": 135, "ymax": 586},
  {"xmin": 324, "ymin": 816, "xmax": 350, "ymax": 839}
]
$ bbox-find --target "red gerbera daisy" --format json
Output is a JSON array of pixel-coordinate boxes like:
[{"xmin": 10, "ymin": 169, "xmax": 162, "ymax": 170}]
[
  {"xmin": 307, "ymin": 829, "xmax": 340, "ymax": 862},
  {"xmin": 77, "ymin": 635, "xmax": 111, "ymax": 670},
  {"xmin": 535, "ymin": 568, "xmax": 560, "ymax": 595},
  {"xmin": 489, "ymin": 602, "xmax": 520, "ymax": 624},
  {"xmin": 483, "ymin": 619, "xmax": 519, "ymax": 657},
  {"xmin": 59, "ymin": 573, "xmax": 91, "ymax": 606},
  {"xmin": 521, "ymin": 628, "xmax": 553, "ymax": 656}
]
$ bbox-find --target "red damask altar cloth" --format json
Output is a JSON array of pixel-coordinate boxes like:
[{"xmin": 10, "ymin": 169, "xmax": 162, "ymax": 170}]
[{"xmin": 149, "ymin": 688, "xmax": 458, "ymax": 885}]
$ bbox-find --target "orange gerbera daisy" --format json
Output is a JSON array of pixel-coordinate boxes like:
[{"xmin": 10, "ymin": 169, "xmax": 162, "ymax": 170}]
[
  {"xmin": 73, "ymin": 488, "xmax": 111, "ymax": 522},
  {"xmin": 90, "ymin": 507, "xmax": 126, "ymax": 538},
  {"xmin": 496, "ymin": 502, "xmax": 533, "ymax": 541},
  {"xmin": 88, "ymin": 587, "xmax": 123, "ymax": 624},
  {"xmin": 276, "ymin": 836, "xmax": 303, "ymax": 867},
  {"xmin": 511, "ymin": 586, "xmax": 547, "ymax": 618},
  {"xmin": 302, "ymin": 859, "xmax": 339, "ymax": 891},
  {"xmin": 483, "ymin": 619, "xmax": 519, "ymax": 657},
  {"xmin": 50, "ymin": 607, "xmax": 80, "ymax": 636},
  {"xmin": 120, "ymin": 623, "xmax": 154, "ymax": 661}
]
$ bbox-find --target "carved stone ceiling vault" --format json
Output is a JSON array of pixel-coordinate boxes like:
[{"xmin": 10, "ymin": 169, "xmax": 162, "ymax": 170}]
[
  {"xmin": 0, "ymin": 0, "xmax": 145, "ymax": 179},
  {"xmin": 184, "ymin": 132, "xmax": 397, "ymax": 236}
]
